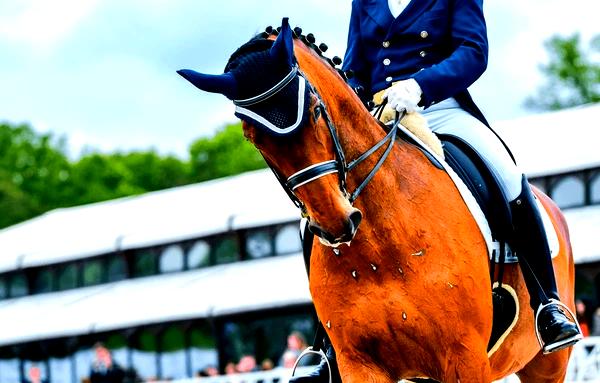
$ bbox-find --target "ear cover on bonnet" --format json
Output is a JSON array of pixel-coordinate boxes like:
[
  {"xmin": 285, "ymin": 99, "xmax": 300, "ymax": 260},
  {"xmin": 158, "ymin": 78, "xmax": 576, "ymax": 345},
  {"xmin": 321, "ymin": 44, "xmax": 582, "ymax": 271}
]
[
  {"xmin": 178, "ymin": 17, "xmax": 311, "ymax": 136},
  {"xmin": 232, "ymin": 17, "xmax": 311, "ymax": 136},
  {"xmin": 270, "ymin": 18, "xmax": 295, "ymax": 68}
]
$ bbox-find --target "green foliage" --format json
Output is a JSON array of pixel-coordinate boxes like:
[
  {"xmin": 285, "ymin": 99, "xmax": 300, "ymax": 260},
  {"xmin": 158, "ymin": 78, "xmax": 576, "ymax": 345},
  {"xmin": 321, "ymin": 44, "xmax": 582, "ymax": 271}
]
[
  {"xmin": 0, "ymin": 123, "xmax": 71, "ymax": 227},
  {"xmin": 0, "ymin": 120, "xmax": 266, "ymax": 229},
  {"xmin": 189, "ymin": 122, "xmax": 266, "ymax": 182},
  {"xmin": 526, "ymin": 34, "xmax": 600, "ymax": 110},
  {"xmin": 68, "ymin": 151, "xmax": 191, "ymax": 206}
]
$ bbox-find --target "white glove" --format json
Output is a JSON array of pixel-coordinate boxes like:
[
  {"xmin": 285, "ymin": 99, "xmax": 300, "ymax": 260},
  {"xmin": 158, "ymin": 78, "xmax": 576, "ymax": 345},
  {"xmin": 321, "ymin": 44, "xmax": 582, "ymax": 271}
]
[{"xmin": 383, "ymin": 78, "xmax": 423, "ymax": 113}]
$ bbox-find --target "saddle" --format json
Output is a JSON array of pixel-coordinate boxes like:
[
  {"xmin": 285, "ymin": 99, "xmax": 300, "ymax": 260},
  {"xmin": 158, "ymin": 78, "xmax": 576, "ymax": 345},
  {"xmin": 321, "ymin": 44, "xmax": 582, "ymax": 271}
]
[
  {"xmin": 437, "ymin": 134, "xmax": 519, "ymax": 354},
  {"xmin": 379, "ymin": 117, "xmax": 523, "ymax": 355}
]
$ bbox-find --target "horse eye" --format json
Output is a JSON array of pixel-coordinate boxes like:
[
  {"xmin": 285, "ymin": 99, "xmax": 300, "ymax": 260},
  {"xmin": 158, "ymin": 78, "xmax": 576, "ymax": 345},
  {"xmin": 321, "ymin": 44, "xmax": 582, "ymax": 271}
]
[{"xmin": 313, "ymin": 105, "xmax": 321, "ymax": 122}]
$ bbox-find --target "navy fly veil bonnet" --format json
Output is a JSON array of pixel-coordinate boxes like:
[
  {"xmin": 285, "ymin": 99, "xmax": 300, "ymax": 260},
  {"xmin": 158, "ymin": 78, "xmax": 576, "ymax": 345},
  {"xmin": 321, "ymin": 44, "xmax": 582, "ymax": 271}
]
[{"xmin": 178, "ymin": 18, "xmax": 311, "ymax": 136}]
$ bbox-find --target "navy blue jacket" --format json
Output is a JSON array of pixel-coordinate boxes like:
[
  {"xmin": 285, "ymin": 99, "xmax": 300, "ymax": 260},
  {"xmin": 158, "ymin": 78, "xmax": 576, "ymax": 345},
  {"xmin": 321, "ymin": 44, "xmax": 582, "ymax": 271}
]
[{"xmin": 342, "ymin": 0, "xmax": 490, "ymax": 126}]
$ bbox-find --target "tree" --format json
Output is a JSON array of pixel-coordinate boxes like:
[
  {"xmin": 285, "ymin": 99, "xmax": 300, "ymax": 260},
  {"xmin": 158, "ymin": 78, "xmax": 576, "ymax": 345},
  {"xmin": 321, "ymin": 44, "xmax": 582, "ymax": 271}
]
[
  {"xmin": 0, "ymin": 120, "xmax": 266, "ymax": 229},
  {"xmin": 526, "ymin": 34, "xmax": 600, "ymax": 111},
  {"xmin": 0, "ymin": 123, "xmax": 72, "ymax": 227},
  {"xmin": 68, "ymin": 151, "xmax": 191, "ymax": 206},
  {"xmin": 189, "ymin": 122, "xmax": 266, "ymax": 182}
]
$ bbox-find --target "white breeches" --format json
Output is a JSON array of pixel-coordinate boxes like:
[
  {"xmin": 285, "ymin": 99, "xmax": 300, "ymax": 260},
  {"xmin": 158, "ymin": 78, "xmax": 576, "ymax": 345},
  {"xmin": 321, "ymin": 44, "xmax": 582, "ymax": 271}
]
[{"xmin": 422, "ymin": 98, "xmax": 523, "ymax": 201}]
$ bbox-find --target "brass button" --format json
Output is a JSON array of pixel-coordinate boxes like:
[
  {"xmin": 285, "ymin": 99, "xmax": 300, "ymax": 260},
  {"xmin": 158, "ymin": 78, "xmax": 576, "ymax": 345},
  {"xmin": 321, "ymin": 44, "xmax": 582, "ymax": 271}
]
[
  {"xmin": 385, "ymin": 76, "xmax": 393, "ymax": 82},
  {"xmin": 383, "ymin": 58, "xmax": 391, "ymax": 66},
  {"xmin": 420, "ymin": 30, "xmax": 429, "ymax": 38},
  {"xmin": 419, "ymin": 50, "xmax": 427, "ymax": 58},
  {"xmin": 383, "ymin": 41, "xmax": 390, "ymax": 48}
]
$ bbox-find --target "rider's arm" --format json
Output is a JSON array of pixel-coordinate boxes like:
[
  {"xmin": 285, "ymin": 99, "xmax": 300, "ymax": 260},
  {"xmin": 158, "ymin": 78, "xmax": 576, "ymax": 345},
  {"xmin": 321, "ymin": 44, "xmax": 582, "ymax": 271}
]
[{"xmin": 413, "ymin": 0, "xmax": 488, "ymax": 107}]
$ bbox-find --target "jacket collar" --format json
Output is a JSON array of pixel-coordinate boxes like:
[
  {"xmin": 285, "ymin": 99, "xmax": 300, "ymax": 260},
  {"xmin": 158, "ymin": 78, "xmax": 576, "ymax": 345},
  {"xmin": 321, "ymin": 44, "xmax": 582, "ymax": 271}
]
[
  {"xmin": 364, "ymin": 0, "xmax": 394, "ymax": 29},
  {"xmin": 364, "ymin": 0, "xmax": 437, "ymax": 34}
]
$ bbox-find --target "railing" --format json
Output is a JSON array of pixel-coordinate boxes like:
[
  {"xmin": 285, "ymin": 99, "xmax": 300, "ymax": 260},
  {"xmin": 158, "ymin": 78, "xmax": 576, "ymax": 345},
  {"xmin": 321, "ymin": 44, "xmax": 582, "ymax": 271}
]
[{"xmin": 161, "ymin": 337, "xmax": 600, "ymax": 383}]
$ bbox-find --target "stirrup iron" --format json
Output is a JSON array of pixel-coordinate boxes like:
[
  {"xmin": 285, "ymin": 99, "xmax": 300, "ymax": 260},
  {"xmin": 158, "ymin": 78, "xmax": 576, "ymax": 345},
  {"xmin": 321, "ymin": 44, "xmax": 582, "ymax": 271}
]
[
  {"xmin": 534, "ymin": 299, "xmax": 583, "ymax": 354},
  {"xmin": 291, "ymin": 346, "xmax": 332, "ymax": 383}
]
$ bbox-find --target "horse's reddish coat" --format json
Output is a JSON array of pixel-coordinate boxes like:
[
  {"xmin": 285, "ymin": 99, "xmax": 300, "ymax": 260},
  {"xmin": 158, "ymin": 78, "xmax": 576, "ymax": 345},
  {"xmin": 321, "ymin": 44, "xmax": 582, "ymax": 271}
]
[{"xmin": 242, "ymin": 38, "xmax": 574, "ymax": 383}]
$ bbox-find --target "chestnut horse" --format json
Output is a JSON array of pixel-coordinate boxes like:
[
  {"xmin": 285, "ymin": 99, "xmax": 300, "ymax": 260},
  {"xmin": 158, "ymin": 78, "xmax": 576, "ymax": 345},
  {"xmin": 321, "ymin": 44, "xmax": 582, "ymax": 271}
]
[{"xmin": 179, "ymin": 19, "xmax": 576, "ymax": 383}]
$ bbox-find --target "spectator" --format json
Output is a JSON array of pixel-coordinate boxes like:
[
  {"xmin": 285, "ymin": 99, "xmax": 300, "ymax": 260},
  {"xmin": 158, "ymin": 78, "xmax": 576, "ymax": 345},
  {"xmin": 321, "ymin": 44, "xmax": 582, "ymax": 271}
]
[
  {"xmin": 261, "ymin": 358, "xmax": 274, "ymax": 371},
  {"xmin": 196, "ymin": 365, "xmax": 219, "ymax": 377},
  {"xmin": 23, "ymin": 364, "xmax": 48, "ymax": 383},
  {"xmin": 576, "ymin": 299, "xmax": 592, "ymax": 337},
  {"xmin": 236, "ymin": 355, "xmax": 259, "ymax": 373},
  {"xmin": 281, "ymin": 350, "xmax": 299, "ymax": 369},
  {"xmin": 90, "ymin": 342, "xmax": 125, "ymax": 383},
  {"xmin": 279, "ymin": 331, "xmax": 318, "ymax": 368},
  {"xmin": 224, "ymin": 361, "xmax": 237, "ymax": 375}
]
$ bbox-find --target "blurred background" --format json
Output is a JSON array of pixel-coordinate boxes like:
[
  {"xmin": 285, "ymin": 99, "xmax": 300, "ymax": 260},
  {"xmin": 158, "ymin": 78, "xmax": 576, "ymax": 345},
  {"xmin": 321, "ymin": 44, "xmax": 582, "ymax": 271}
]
[{"xmin": 0, "ymin": 0, "xmax": 598, "ymax": 382}]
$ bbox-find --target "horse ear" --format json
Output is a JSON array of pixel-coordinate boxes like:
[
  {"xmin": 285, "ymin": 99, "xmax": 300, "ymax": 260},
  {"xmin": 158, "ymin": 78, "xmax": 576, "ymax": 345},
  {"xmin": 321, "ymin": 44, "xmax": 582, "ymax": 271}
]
[
  {"xmin": 177, "ymin": 69, "xmax": 238, "ymax": 100},
  {"xmin": 270, "ymin": 17, "xmax": 295, "ymax": 67}
]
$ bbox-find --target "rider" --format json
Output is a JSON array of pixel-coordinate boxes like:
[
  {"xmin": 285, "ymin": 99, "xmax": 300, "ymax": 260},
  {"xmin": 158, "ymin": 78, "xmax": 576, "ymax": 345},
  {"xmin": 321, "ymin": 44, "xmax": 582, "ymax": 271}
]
[{"xmin": 291, "ymin": 0, "xmax": 581, "ymax": 381}]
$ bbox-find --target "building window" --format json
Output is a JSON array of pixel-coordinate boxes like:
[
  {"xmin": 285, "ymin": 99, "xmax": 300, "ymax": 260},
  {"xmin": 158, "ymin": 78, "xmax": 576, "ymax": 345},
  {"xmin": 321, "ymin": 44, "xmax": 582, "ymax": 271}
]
[
  {"xmin": 0, "ymin": 358, "xmax": 20, "ymax": 383},
  {"xmin": 160, "ymin": 326, "xmax": 187, "ymax": 379},
  {"xmin": 551, "ymin": 175, "xmax": 585, "ymax": 208},
  {"xmin": 187, "ymin": 240, "xmax": 211, "ymax": 269},
  {"xmin": 105, "ymin": 332, "xmax": 129, "ymax": 370},
  {"xmin": 246, "ymin": 229, "xmax": 273, "ymax": 259},
  {"xmin": 57, "ymin": 264, "xmax": 78, "ymax": 291},
  {"xmin": 0, "ymin": 276, "xmax": 7, "ymax": 300},
  {"xmin": 82, "ymin": 259, "xmax": 104, "ymax": 286},
  {"xmin": 33, "ymin": 269, "xmax": 54, "ymax": 294},
  {"xmin": 49, "ymin": 356, "xmax": 73, "ymax": 383},
  {"xmin": 132, "ymin": 329, "xmax": 158, "ymax": 380},
  {"xmin": 213, "ymin": 236, "xmax": 239, "ymax": 265},
  {"xmin": 9, "ymin": 273, "xmax": 28, "ymax": 298},
  {"xmin": 275, "ymin": 223, "xmax": 301, "ymax": 255},
  {"xmin": 133, "ymin": 250, "xmax": 157, "ymax": 278},
  {"xmin": 189, "ymin": 322, "xmax": 218, "ymax": 375},
  {"xmin": 107, "ymin": 256, "xmax": 127, "ymax": 282},
  {"xmin": 591, "ymin": 174, "xmax": 600, "ymax": 204},
  {"xmin": 74, "ymin": 347, "xmax": 94, "ymax": 383},
  {"xmin": 159, "ymin": 245, "xmax": 185, "ymax": 273}
]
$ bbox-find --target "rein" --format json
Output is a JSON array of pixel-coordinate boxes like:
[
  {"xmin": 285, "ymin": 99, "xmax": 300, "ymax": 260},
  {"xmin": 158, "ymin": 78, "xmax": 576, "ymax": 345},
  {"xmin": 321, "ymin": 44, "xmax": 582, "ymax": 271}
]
[{"xmin": 239, "ymin": 65, "xmax": 401, "ymax": 211}]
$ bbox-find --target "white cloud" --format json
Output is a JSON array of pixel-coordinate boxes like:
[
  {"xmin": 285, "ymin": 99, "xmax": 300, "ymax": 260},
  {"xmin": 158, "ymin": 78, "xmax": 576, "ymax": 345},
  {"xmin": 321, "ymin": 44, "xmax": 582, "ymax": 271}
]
[
  {"xmin": 0, "ymin": 0, "xmax": 99, "ymax": 51},
  {"xmin": 0, "ymin": 0, "xmax": 597, "ymax": 155}
]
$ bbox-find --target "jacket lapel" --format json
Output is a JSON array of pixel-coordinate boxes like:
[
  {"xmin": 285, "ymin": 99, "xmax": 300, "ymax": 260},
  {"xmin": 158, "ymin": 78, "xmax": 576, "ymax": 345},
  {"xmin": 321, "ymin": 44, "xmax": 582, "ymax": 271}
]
[
  {"xmin": 388, "ymin": 0, "xmax": 437, "ymax": 35},
  {"xmin": 364, "ymin": 0, "xmax": 394, "ymax": 29}
]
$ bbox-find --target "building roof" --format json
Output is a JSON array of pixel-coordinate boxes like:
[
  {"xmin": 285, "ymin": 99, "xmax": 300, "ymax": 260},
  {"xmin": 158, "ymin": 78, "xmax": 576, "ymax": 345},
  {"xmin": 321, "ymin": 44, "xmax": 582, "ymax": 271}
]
[
  {"xmin": 0, "ymin": 170, "xmax": 299, "ymax": 273},
  {"xmin": 493, "ymin": 103, "xmax": 600, "ymax": 177},
  {"xmin": 0, "ymin": 254, "xmax": 310, "ymax": 347}
]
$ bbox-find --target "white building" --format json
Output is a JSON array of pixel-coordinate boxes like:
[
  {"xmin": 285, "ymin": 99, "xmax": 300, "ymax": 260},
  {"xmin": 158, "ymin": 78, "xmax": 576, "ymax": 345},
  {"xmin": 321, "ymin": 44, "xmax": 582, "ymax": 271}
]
[{"xmin": 0, "ymin": 104, "xmax": 599, "ymax": 382}]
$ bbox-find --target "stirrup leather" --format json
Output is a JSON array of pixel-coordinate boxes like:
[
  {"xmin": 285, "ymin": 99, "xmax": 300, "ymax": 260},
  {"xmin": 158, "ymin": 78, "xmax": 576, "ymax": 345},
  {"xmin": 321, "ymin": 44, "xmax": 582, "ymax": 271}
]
[
  {"xmin": 291, "ymin": 346, "xmax": 333, "ymax": 383},
  {"xmin": 534, "ymin": 299, "xmax": 583, "ymax": 354}
]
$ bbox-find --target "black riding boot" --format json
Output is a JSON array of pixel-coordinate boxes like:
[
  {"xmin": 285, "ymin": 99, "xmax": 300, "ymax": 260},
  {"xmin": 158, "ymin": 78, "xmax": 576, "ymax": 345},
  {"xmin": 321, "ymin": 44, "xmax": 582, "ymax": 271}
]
[
  {"xmin": 510, "ymin": 175, "xmax": 582, "ymax": 354},
  {"xmin": 289, "ymin": 334, "xmax": 341, "ymax": 383}
]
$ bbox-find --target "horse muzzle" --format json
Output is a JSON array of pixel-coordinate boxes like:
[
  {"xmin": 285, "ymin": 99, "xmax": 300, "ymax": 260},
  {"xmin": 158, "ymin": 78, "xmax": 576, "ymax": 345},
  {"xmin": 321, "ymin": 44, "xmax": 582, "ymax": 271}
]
[{"xmin": 308, "ymin": 208, "xmax": 363, "ymax": 246}]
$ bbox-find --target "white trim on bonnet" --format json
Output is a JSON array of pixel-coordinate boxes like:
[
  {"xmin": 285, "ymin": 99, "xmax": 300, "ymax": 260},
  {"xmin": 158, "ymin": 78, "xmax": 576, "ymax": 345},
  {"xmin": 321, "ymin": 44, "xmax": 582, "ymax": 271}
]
[{"xmin": 235, "ymin": 76, "xmax": 306, "ymax": 134}]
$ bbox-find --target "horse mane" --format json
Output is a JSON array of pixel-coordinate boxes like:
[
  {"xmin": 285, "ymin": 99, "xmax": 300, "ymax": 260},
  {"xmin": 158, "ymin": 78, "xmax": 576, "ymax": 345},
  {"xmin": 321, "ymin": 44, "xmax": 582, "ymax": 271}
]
[
  {"xmin": 226, "ymin": 25, "xmax": 352, "ymax": 84},
  {"xmin": 230, "ymin": 24, "xmax": 442, "ymax": 157}
]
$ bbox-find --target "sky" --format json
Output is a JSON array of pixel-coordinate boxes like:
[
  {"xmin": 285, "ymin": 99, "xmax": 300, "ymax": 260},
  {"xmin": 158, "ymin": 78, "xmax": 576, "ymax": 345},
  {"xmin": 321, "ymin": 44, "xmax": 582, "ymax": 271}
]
[{"xmin": 0, "ymin": 0, "xmax": 597, "ymax": 159}]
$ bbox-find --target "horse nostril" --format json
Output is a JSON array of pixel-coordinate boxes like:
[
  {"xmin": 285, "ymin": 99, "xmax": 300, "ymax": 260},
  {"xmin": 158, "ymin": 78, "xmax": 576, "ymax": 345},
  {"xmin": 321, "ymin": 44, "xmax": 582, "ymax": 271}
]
[{"xmin": 348, "ymin": 210, "xmax": 363, "ymax": 234}]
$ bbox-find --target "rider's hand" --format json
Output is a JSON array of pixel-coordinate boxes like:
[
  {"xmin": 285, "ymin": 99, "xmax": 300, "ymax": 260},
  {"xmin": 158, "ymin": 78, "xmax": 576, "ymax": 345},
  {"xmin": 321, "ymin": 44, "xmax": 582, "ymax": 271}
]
[{"xmin": 384, "ymin": 78, "xmax": 423, "ymax": 113}]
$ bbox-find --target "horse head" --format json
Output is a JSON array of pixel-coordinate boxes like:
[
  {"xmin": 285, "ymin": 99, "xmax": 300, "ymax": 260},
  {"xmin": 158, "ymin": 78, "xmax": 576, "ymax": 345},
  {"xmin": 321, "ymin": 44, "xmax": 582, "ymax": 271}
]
[{"xmin": 178, "ymin": 18, "xmax": 375, "ymax": 246}]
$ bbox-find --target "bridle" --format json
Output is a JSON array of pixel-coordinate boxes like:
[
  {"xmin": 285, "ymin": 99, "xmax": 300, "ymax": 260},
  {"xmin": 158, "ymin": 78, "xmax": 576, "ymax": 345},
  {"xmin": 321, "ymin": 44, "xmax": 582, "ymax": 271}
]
[{"xmin": 234, "ymin": 65, "xmax": 402, "ymax": 213}]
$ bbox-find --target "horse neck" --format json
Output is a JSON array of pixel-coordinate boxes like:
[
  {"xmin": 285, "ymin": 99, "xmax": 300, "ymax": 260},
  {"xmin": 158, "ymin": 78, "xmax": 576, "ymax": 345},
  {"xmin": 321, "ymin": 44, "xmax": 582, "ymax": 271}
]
[{"xmin": 324, "ymin": 97, "xmax": 459, "ymax": 232}]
